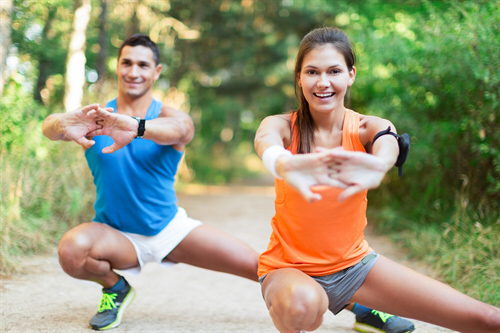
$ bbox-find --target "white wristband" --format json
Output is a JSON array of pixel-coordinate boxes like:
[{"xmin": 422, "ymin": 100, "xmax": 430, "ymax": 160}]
[{"xmin": 262, "ymin": 145, "xmax": 292, "ymax": 179}]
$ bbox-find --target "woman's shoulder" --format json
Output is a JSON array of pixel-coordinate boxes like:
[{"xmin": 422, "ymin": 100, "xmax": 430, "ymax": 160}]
[
  {"xmin": 262, "ymin": 112, "xmax": 292, "ymax": 127},
  {"xmin": 357, "ymin": 113, "xmax": 395, "ymax": 146},
  {"xmin": 358, "ymin": 113, "xmax": 393, "ymax": 128}
]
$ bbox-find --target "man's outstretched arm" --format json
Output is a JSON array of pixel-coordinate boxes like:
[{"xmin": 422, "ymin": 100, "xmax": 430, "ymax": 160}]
[
  {"xmin": 42, "ymin": 104, "xmax": 106, "ymax": 148},
  {"xmin": 88, "ymin": 105, "xmax": 195, "ymax": 154}
]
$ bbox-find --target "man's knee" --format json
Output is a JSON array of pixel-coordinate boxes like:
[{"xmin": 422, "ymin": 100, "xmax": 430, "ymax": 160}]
[{"xmin": 58, "ymin": 225, "xmax": 94, "ymax": 275}]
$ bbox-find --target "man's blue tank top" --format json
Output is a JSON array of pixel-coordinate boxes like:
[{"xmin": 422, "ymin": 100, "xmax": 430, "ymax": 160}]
[{"xmin": 85, "ymin": 98, "xmax": 182, "ymax": 236}]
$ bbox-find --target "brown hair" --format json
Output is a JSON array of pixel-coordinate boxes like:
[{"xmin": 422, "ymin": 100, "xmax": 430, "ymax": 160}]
[
  {"xmin": 118, "ymin": 34, "xmax": 160, "ymax": 65},
  {"xmin": 293, "ymin": 27, "xmax": 356, "ymax": 153}
]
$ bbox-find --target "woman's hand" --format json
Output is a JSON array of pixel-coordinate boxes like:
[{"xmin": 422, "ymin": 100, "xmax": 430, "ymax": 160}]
[
  {"xmin": 277, "ymin": 150, "xmax": 348, "ymax": 203},
  {"xmin": 319, "ymin": 147, "xmax": 389, "ymax": 202}
]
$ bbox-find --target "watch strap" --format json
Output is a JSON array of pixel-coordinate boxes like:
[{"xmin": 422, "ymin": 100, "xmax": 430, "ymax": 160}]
[{"xmin": 131, "ymin": 116, "xmax": 146, "ymax": 139}]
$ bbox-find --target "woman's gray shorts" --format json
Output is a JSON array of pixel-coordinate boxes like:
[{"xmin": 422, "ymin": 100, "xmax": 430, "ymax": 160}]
[{"xmin": 259, "ymin": 251, "xmax": 379, "ymax": 315}]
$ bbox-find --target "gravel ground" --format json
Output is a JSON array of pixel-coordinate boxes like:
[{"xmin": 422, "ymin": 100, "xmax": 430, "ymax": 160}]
[{"xmin": 0, "ymin": 186, "xmax": 455, "ymax": 332}]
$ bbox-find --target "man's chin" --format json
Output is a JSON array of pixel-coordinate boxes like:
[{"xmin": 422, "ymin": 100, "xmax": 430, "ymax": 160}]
[{"xmin": 125, "ymin": 90, "xmax": 147, "ymax": 99}]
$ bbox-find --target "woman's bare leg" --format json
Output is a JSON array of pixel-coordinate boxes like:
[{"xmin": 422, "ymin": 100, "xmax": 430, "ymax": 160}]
[{"xmin": 350, "ymin": 255, "xmax": 500, "ymax": 332}]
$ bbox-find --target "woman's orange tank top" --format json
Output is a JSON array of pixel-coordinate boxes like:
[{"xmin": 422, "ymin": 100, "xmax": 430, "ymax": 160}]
[{"xmin": 258, "ymin": 109, "xmax": 371, "ymax": 277}]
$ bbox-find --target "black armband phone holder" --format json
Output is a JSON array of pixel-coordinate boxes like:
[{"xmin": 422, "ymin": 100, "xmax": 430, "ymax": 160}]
[{"xmin": 372, "ymin": 126, "xmax": 410, "ymax": 177}]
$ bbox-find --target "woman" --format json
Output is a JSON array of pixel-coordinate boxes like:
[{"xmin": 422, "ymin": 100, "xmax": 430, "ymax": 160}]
[{"xmin": 254, "ymin": 27, "xmax": 500, "ymax": 333}]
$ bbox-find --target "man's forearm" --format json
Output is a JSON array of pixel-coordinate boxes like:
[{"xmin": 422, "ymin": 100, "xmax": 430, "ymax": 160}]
[
  {"xmin": 42, "ymin": 114, "xmax": 67, "ymax": 141},
  {"xmin": 141, "ymin": 117, "xmax": 194, "ymax": 146}
]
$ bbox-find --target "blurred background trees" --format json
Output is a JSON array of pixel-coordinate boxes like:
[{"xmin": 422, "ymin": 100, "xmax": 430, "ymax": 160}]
[{"xmin": 1, "ymin": 0, "xmax": 499, "ymax": 304}]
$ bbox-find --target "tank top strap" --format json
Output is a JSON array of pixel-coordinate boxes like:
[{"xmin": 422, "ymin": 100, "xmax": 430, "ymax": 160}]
[
  {"xmin": 289, "ymin": 112, "xmax": 299, "ymax": 154},
  {"xmin": 145, "ymin": 99, "xmax": 163, "ymax": 120},
  {"xmin": 342, "ymin": 109, "xmax": 366, "ymax": 152},
  {"xmin": 289, "ymin": 110, "xmax": 365, "ymax": 153}
]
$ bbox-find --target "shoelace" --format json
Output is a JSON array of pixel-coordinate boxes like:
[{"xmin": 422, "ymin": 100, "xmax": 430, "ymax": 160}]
[
  {"xmin": 98, "ymin": 292, "xmax": 118, "ymax": 312},
  {"xmin": 370, "ymin": 310, "xmax": 393, "ymax": 323}
]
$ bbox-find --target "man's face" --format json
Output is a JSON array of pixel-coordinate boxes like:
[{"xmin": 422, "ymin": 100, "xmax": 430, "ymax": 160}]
[{"xmin": 116, "ymin": 45, "xmax": 161, "ymax": 99}]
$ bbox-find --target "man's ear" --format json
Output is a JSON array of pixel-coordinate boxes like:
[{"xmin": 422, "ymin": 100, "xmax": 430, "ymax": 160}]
[{"xmin": 154, "ymin": 64, "xmax": 162, "ymax": 80}]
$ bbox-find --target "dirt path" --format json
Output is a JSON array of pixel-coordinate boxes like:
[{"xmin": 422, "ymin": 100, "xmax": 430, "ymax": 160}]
[{"xmin": 1, "ymin": 186, "xmax": 454, "ymax": 332}]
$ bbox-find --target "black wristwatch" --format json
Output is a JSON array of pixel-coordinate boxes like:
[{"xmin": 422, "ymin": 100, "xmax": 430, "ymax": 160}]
[{"xmin": 131, "ymin": 116, "xmax": 146, "ymax": 139}]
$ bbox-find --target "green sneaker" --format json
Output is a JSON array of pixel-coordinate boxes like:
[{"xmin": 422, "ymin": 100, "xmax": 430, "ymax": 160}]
[
  {"xmin": 89, "ymin": 279, "xmax": 136, "ymax": 330},
  {"xmin": 354, "ymin": 310, "xmax": 415, "ymax": 333}
]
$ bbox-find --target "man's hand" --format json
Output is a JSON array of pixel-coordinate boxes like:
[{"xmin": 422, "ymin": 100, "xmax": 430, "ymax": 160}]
[
  {"xmin": 58, "ymin": 104, "xmax": 105, "ymax": 148},
  {"xmin": 277, "ymin": 149, "xmax": 348, "ymax": 203},
  {"xmin": 321, "ymin": 147, "xmax": 389, "ymax": 202},
  {"xmin": 87, "ymin": 108, "xmax": 138, "ymax": 154}
]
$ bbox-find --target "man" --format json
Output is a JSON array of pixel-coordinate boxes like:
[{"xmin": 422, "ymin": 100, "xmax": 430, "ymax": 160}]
[
  {"xmin": 42, "ymin": 34, "xmax": 414, "ymax": 333},
  {"xmin": 42, "ymin": 34, "xmax": 258, "ymax": 330}
]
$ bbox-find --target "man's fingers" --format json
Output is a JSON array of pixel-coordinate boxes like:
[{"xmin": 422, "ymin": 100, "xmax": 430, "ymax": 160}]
[
  {"xmin": 80, "ymin": 104, "xmax": 100, "ymax": 114},
  {"xmin": 102, "ymin": 145, "xmax": 116, "ymax": 154},
  {"xmin": 102, "ymin": 142, "xmax": 123, "ymax": 154},
  {"xmin": 87, "ymin": 128, "xmax": 104, "ymax": 137},
  {"xmin": 75, "ymin": 136, "xmax": 94, "ymax": 148}
]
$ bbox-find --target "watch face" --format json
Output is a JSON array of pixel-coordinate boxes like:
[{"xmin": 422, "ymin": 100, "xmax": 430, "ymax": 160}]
[{"xmin": 131, "ymin": 117, "xmax": 145, "ymax": 138}]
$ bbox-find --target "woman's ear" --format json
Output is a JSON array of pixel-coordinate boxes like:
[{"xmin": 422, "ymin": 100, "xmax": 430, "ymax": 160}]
[{"xmin": 348, "ymin": 66, "xmax": 356, "ymax": 87}]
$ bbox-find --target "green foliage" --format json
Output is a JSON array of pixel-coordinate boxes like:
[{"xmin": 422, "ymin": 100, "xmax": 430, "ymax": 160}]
[
  {"xmin": 1, "ymin": 80, "xmax": 95, "ymax": 275},
  {"xmin": 10, "ymin": 0, "xmax": 74, "ymax": 105},
  {"xmin": 366, "ymin": 1, "xmax": 500, "ymax": 217}
]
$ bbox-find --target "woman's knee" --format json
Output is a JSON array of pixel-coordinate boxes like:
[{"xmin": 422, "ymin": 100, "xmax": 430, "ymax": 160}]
[
  {"xmin": 270, "ymin": 284, "xmax": 327, "ymax": 330},
  {"xmin": 473, "ymin": 306, "xmax": 500, "ymax": 331}
]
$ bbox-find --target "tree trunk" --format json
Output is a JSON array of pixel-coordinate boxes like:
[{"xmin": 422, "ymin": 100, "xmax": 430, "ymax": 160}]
[
  {"xmin": 128, "ymin": 2, "xmax": 139, "ymax": 37},
  {"xmin": 64, "ymin": 0, "xmax": 91, "ymax": 112},
  {"xmin": 0, "ymin": 0, "xmax": 13, "ymax": 101},
  {"xmin": 96, "ymin": 0, "xmax": 108, "ymax": 82},
  {"xmin": 34, "ymin": 7, "xmax": 56, "ymax": 103}
]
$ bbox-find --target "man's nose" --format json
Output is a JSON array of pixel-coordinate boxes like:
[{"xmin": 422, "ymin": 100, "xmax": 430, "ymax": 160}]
[{"xmin": 129, "ymin": 65, "xmax": 139, "ymax": 77}]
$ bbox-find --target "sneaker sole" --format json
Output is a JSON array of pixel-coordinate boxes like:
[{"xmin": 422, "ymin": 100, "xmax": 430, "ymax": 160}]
[
  {"xmin": 94, "ymin": 287, "xmax": 136, "ymax": 331},
  {"xmin": 354, "ymin": 322, "xmax": 386, "ymax": 333},
  {"xmin": 354, "ymin": 321, "xmax": 414, "ymax": 333}
]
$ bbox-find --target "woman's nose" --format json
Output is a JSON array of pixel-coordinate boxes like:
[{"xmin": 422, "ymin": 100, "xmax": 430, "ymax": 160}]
[{"xmin": 317, "ymin": 73, "xmax": 329, "ymax": 87}]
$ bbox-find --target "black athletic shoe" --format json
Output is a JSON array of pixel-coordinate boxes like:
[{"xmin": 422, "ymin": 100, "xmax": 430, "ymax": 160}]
[
  {"xmin": 89, "ymin": 278, "xmax": 136, "ymax": 330},
  {"xmin": 354, "ymin": 310, "xmax": 415, "ymax": 333}
]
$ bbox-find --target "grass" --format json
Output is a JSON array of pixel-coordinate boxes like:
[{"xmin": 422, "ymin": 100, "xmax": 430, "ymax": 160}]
[
  {"xmin": 1, "ymin": 137, "xmax": 95, "ymax": 276},
  {"xmin": 371, "ymin": 204, "xmax": 500, "ymax": 307}
]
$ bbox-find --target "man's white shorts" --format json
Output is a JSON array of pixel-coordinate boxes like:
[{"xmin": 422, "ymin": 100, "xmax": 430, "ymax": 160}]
[{"xmin": 97, "ymin": 207, "xmax": 202, "ymax": 275}]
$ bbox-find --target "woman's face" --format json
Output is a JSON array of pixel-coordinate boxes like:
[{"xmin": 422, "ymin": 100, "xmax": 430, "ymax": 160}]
[{"xmin": 297, "ymin": 44, "xmax": 355, "ymax": 115}]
